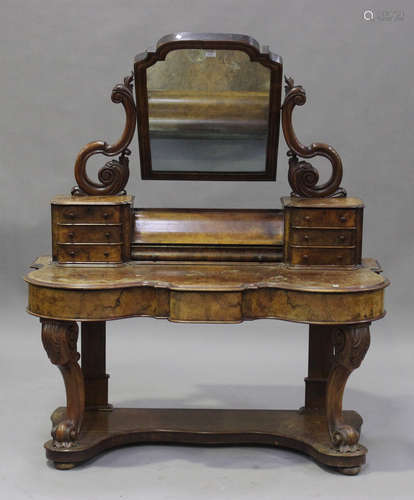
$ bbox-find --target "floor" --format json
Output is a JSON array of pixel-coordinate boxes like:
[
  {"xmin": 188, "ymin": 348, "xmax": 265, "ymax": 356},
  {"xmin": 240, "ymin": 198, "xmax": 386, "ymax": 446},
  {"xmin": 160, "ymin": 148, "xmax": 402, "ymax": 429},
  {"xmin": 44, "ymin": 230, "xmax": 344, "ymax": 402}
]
[{"xmin": 1, "ymin": 307, "xmax": 413, "ymax": 500}]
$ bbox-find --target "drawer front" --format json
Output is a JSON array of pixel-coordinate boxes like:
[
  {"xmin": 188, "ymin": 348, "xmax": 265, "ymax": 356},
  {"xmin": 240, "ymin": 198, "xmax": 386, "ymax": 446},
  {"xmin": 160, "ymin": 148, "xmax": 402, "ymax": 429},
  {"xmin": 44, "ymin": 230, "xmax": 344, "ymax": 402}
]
[
  {"xmin": 290, "ymin": 209, "xmax": 356, "ymax": 228},
  {"xmin": 290, "ymin": 228, "xmax": 355, "ymax": 246},
  {"xmin": 57, "ymin": 225, "xmax": 122, "ymax": 243},
  {"xmin": 57, "ymin": 244, "xmax": 122, "ymax": 263},
  {"xmin": 57, "ymin": 205, "xmax": 121, "ymax": 223},
  {"xmin": 290, "ymin": 247, "xmax": 355, "ymax": 266}
]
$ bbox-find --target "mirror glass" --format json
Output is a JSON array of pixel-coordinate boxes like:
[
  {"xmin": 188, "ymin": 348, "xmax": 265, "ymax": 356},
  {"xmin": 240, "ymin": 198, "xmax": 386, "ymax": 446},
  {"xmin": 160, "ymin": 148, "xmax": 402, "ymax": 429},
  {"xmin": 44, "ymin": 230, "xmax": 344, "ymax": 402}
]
[{"xmin": 146, "ymin": 49, "xmax": 270, "ymax": 173}]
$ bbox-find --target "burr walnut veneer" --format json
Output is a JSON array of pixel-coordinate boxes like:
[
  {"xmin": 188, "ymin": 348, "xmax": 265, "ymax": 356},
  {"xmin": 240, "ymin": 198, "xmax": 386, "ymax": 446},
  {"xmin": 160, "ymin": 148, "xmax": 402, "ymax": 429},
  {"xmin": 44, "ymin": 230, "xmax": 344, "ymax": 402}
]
[{"xmin": 24, "ymin": 33, "xmax": 388, "ymax": 476}]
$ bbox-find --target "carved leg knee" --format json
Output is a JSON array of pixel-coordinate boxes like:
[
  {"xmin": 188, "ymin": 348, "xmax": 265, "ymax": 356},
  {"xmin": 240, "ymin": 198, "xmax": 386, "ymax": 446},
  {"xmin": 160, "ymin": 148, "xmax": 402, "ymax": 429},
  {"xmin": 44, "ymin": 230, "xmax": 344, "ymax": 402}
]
[
  {"xmin": 41, "ymin": 319, "xmax": 85, "ymax": 448},
  {"xmin": 326, "ymin": 324, "xmax": 370, "ymax": 452}
]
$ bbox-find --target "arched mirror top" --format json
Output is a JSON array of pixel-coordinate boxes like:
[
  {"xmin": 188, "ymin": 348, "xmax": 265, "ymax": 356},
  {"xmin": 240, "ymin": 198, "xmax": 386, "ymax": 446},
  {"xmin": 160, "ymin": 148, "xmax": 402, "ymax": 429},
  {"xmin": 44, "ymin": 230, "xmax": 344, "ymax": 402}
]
[
  {"xmin": 134, "ymin": 33, "xmax": 283, "ymax": 181},
  {"xmin": 135, "ymin": 33, "xmax": 282, "ymax": 65}
]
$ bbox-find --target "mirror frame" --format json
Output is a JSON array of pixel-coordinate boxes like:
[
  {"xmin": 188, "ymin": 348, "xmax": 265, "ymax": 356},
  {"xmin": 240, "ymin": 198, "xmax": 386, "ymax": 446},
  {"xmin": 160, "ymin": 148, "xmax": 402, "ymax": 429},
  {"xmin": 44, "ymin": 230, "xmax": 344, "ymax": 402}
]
[{"xmin": 134, "ymin": 33, "xmax": 283, "ymax": 181}]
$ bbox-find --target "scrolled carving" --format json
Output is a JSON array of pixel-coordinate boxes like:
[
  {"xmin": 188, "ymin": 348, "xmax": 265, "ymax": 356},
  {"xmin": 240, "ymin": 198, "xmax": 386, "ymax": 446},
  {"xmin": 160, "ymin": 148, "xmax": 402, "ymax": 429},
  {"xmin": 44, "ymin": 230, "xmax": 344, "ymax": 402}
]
[
  {"xmin": 73, "ymin": 73, "xmax": 136, "ymax": 196},
  {"xmin": 282, "ymin": 76, "xmax": 346, "ymax": 198},
  {"xmin": 331, "ymin": 424, "xmax": 360, "ymax": 452},
  {"xmin": 333, "ymin": 326, "xmax": 370, "ymax": 371},
  {"xmin": 41, "ymin": 320, "xmax": 85, "ymax": 448},
  {"xmin": 326, "ymin": 324, "xmax": 370, "ymax": 452},
  {"xmin": 41, "ymin": 319, "xmax": 79, "ymax": 366},
  {"xmin": 52, "ymin": 420, "xmax": 78, "ymax": 448}
]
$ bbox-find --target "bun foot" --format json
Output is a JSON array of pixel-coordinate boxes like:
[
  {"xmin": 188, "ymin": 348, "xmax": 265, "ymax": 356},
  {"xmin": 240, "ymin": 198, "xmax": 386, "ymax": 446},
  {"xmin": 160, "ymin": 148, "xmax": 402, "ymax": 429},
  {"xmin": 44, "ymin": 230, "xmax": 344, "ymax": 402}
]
[
  {"xmin": 54, "ymin": 462, "xmax": 77, "ymax": 470},
  {"xmin": 338, "ymin": 466, "xmax": 361, "ymax": 476}
]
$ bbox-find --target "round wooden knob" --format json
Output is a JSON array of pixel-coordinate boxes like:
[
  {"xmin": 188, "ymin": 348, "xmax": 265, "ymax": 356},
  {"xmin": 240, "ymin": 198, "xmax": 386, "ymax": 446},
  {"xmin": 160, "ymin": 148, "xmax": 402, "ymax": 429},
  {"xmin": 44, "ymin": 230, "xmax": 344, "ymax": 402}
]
[
  {"xmin": 69, "ymin": 250, "xmax": 75, "ymax": 257},
  {"xmin": 68, "ymin": 212, "xmax": 76, "ymax": 220},
  {"xmin": 105, "ymin": 232, "xmax": 111, "ymax": 239},
  {"xmin": 337, "ymin": 255, "xmax": 343, "ymax": 261},
  {"xmin": 68, "ymin": 232, "xmax": 74, "ymax": 239},
  {"xmin": 104, "ymin": 251, "xmax": 110, "ymax": 258},
  {"xmin": 103, "ymin": 212, "xmax": 110, "ymax": 219},
  {"xmin": 303, "ymin": 234, "xmax": 309, "ymax": 241},
  {"xmin": 338, "ymin": 234, "xmax": 345, "ymax": 242},
  {"xmin": 304, "ymin": 216, "xmax": 312, "ymax": 222},
  {"xmin": 339, "ymin": 215, "xmax": 347, "ymax": 223},
  {"xmin": 303, "ymin": 254, "xmax": 309, "ymax": 261}
]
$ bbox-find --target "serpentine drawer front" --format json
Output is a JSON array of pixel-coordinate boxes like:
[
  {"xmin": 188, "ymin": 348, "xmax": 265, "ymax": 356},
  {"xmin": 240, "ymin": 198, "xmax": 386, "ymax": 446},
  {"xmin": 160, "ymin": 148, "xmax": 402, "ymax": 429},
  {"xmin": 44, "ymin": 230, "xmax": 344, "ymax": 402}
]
[
  {"xmin": 56, "ymin": 244, "xmax": 123, "ymax": 264},
  {"xmin": 58, "ymin": 205, "xmax": 122, "ymax": 223},
  {"xmin": 57, "ymin": 225, "xmax": 122, "ymax": 244},
  {"xmin": 289, "ymin": 228, "xmax": 355, "ymax": 246},
  {"xmin": 290, "ymin": 208, "xmax": 357, "ymax": 227}
]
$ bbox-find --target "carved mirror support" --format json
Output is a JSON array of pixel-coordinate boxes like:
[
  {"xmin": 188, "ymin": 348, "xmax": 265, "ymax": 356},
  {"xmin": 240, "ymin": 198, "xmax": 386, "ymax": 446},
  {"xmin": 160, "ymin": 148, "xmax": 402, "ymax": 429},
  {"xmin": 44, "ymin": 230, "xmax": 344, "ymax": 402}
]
[
  {"xmin": 73, "ymin": 74, "xmax": 136, "ymax": 196},
  {"xmin": 71, "ymin": 35, "xmax": 348, "ymax": 197},
  {"xmin": 281, "ymin": 76, "xmax": 346, "ymax": 198}
]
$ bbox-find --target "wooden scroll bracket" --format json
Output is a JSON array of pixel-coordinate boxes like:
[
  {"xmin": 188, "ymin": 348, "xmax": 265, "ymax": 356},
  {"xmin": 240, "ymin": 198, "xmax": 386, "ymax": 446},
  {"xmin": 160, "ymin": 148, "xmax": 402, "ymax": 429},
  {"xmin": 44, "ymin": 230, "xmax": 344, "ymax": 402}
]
[
  {"xmin": 282, "ymin": 76, "xmax": 347, "ymax": 198},
  {"xmin": 72, "ymin": 73, "xmax": 136, "ymax": 196}
]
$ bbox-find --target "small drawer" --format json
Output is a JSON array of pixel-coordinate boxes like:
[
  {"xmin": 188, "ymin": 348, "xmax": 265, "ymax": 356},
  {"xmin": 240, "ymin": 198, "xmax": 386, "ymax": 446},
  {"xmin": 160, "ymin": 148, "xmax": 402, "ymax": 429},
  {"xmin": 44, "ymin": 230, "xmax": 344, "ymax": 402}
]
[
  {"xmin": 290, "ymin": 247, "xmax": 355, "ymax": 266},
  {"xmin": 57, "ymin": 205, "xmax": 121, "ymax": 223},
  {"xmin": 291, "ymin": 209, "xmax": 356, "ymax": 228},
  {"xmin": 57, "ymin": 244, "xmax": 122, "ymax": 263},
  {"xmin": 57, "ymin": 225, "xmax": 122, "ymax": 243},
  {"xmin": 290, "ymin": 228, "xmax": 355, "ymax": 246}
]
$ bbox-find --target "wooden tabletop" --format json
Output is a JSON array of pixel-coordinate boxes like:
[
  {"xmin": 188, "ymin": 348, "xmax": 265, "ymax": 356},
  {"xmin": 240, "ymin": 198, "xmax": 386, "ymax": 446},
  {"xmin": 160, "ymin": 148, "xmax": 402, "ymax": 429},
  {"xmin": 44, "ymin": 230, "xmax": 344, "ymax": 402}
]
[{"xmin": 25, "ymin": 256, "xmax": 388, "ymax": 293}]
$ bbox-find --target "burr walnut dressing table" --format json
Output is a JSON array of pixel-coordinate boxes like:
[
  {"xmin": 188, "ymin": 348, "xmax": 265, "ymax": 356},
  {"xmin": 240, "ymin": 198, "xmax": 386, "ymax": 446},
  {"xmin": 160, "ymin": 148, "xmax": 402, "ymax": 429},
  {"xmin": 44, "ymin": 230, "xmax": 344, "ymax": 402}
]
[{"xmin": 24, "ymin": 33, "xmax": 389, "ymax": 475}]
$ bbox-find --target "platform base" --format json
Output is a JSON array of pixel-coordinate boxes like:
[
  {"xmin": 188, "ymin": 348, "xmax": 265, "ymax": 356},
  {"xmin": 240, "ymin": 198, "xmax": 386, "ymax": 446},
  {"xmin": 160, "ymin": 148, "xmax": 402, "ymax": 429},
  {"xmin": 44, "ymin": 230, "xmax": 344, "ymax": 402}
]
[{"xmin": 45, "ymin": 407, "xmax": 366, "ymax": 474}]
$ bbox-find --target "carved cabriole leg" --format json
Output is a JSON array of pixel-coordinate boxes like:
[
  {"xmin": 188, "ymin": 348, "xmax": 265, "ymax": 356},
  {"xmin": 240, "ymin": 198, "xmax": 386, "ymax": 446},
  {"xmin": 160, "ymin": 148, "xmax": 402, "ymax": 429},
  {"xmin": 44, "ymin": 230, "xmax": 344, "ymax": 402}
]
[
  {"xmin": 41, "ymin": 319, "xmax": 85, "ymax": 448},
  {"xmin": 326, "ymin": 324, "xmax": 370, "ymax": 452},
  {"xmin": 304, "ymin": 325, "xmax": 334, "ymax": 411}
]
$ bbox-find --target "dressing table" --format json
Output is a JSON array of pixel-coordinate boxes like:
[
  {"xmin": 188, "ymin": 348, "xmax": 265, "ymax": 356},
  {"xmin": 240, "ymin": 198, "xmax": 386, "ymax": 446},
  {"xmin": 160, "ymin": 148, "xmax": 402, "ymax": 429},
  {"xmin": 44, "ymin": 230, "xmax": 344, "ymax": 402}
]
[{"xmin": 24, "ymin": 33, "xmax": 389, "ymax": 475}]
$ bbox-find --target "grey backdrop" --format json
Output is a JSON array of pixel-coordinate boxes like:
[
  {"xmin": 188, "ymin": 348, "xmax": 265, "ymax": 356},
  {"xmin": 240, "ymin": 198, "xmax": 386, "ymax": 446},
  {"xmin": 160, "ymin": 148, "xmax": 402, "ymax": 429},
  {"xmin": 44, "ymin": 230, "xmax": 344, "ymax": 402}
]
[{"xmin": 1, "ymin": 1, "xmax": 413, "ymax": 499}]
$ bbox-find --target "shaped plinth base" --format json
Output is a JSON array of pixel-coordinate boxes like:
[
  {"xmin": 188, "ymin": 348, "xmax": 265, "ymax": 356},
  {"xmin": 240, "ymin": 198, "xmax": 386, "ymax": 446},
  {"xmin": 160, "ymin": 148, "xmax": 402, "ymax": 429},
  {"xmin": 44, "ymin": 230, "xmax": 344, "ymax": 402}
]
[{"xmin": 45, "ymin": 407, "xmax": 366, "ymax": 474}]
